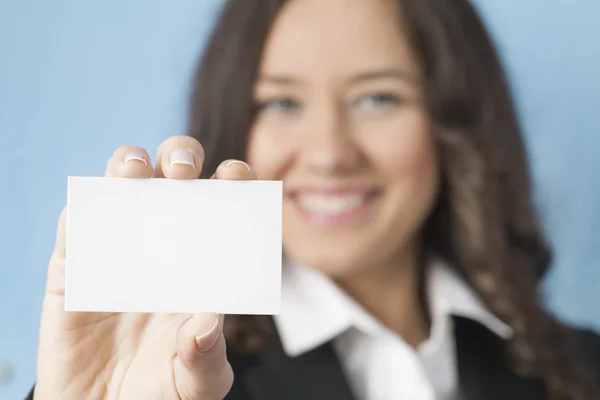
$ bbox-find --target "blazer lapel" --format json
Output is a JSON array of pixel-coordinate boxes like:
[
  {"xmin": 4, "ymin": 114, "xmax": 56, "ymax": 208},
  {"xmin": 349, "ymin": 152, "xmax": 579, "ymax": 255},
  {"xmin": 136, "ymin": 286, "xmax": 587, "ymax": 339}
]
[
  {"xmin": 238, "ymin": 316, "xmax": 546, "ymax": 400},
  {"xmin": 243, "ymin": 340, "xmax": 357, "ymax": 400},
  {"xmin": 454, "ymin": 316, "xmax": 545, "ymax": 400}
]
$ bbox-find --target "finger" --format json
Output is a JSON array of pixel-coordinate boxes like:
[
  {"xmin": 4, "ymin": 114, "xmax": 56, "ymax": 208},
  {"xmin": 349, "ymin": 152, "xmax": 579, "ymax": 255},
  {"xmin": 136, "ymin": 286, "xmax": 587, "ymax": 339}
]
[
  {"xmin": 154, "ymin": 135, "xmax": 205, "ymax": 179},
  {"xmin": 174, "ymin": 313, "xmax": 233, "ymax": 400},
  {"xmin": 214, "ymin": 159, "xmax": 256, "ymax": 181},
  {"xmin": 46, "ymin": 207, "xmax": 67, "ymax": 295},
  {"xmin": 105, "ymin": 146, "xmax": 154, "ymax": 178}
]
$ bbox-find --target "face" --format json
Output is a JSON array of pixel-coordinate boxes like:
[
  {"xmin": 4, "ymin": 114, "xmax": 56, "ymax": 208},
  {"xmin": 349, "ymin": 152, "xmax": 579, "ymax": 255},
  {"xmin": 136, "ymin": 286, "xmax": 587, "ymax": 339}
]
[{"xmin": 247, "ymin": 0, "xmax": 439, "ymax": 278}]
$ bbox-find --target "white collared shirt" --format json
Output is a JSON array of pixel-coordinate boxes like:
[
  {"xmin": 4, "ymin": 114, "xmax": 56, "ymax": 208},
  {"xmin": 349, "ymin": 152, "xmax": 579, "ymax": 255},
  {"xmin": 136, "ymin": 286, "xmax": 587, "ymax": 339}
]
[{"xmin": 273, "ymin": 260, "xmax": 513, "ymax": 400}]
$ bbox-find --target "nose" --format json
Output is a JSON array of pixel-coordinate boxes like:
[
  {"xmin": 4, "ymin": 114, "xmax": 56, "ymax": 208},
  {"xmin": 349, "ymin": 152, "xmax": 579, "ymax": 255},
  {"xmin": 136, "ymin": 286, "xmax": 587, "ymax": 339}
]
[{"xmin": 299, "ymin": 105, "xmax": 364, "ymax": 174}]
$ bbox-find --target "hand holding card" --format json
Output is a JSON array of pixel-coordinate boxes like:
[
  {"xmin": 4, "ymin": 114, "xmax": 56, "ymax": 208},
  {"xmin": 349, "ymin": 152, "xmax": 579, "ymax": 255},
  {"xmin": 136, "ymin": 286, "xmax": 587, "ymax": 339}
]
[{"xmin": 35, "ymin": 136, "xmax": 280, "ymax": 400}]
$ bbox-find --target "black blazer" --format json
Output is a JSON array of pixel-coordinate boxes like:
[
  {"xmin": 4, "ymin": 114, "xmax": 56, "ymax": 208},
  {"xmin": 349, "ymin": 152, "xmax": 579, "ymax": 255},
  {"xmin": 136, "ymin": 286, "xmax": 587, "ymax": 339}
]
[{"xmin": 25, "ymin": 316, "xmax": 600, "ymax": 400}]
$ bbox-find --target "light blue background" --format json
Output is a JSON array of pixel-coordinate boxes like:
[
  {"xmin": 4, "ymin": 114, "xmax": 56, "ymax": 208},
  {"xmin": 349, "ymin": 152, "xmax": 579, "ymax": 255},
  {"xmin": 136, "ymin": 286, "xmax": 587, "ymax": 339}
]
[{"xmin": 1, "ymin": 1, "xmax": 599, "ymax": 398}]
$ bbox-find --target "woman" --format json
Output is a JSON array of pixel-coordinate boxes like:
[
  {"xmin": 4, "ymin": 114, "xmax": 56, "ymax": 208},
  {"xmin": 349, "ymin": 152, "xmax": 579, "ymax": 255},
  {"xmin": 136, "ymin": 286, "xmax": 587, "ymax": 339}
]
[{"xmin": 27, "ymin": 0, "xmax": 600, "ymax": 399}]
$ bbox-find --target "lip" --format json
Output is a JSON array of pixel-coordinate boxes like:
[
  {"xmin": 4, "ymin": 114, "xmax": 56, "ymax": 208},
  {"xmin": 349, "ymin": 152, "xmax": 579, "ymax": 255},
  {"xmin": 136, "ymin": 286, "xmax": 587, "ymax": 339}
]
[{"xmin": 287, "ymin": 186, "xmax": 382, "ymax": 227}]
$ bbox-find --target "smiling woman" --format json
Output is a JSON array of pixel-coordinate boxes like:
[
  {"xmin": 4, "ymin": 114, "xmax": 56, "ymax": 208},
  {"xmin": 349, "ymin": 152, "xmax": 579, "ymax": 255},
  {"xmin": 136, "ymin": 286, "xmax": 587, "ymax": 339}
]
[
  {"xmin": 26, "ymin": 0, "xmax": 600, "ymax": 400},
  {"xmin": 189, "ymin": 0, "xmax": 600, "ymax": 399}
]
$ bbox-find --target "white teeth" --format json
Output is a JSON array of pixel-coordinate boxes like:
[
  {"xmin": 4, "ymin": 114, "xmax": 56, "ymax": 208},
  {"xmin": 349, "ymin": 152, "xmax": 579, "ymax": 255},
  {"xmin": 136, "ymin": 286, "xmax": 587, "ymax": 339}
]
[{"xmin": 296, "ymin": 194, "xmax": 366, "ymax": 214}]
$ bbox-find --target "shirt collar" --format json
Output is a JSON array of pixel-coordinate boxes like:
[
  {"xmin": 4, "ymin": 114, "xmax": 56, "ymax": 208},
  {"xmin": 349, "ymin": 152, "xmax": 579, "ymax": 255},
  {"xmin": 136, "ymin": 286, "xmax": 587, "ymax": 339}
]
[{"xmin": 273, "ymin": 259, "xmax": 513, "ymax": 357}]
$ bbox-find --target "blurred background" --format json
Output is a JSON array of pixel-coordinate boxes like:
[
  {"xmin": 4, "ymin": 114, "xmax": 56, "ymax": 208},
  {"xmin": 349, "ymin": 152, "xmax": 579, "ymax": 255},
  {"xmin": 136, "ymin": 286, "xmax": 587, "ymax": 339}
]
[{"xmin": 1, "ymin": 0, "xmax": 599, "ymax": 398}]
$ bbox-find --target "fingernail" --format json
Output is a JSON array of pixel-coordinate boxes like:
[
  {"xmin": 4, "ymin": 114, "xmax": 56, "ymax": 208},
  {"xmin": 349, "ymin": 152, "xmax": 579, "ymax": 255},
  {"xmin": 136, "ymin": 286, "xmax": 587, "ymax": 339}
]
[
  {"xmin": 225, "ymin": 160, "xmax": 252, "ymax": 172},
  {"xmin": 195, "ymin": 314, "xmax": 220, "ymax": 353},
  {"xmin": 124, "ymin": 152, "xmax": 147, "ymax": 167},
  {"xmin": 170, "ymin": 148, "xmax": 195, "ymax": 168}
]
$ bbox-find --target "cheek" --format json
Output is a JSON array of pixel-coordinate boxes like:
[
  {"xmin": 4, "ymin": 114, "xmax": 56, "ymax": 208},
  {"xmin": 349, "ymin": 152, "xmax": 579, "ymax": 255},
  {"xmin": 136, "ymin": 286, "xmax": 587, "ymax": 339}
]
[
  {"xmin": 366, "ymin": 113, "xmax": 437, "ymax": 177},
  {"xmin": 364, "ymin": 113, "xmax": 439, "ymax": 200}
]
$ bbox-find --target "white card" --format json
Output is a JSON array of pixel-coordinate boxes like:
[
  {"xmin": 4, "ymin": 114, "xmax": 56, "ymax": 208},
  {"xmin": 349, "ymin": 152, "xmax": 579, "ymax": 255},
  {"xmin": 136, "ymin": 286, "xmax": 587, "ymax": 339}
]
[{"xmin": 65, "ymin": 177, "xmax": 282, "ymax": 314}]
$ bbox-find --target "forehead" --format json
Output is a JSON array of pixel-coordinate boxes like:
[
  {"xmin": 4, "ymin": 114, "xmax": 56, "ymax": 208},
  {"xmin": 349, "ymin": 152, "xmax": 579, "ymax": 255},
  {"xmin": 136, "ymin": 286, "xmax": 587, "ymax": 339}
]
[{"xmin": 259, "ymin": 0, "xmax": 418, "ymax": 77}]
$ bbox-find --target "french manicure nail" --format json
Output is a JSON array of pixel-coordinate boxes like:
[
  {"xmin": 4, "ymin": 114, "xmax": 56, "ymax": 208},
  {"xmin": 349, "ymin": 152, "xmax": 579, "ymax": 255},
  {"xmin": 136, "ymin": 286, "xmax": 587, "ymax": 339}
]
[
  {"xmin": 195, "ymin": 314, "xmax": 220, "ymax": 353},
  {"xmin": 170, "ymin": 149, "xmax": 195, "ymax": 168},
  {"xmin": 225, "ymin": 160, "xmax": 252, "ymax": 172},
  {"xmin": 124, "ymin": 152, "xmax": 148, "ymax": 167}
]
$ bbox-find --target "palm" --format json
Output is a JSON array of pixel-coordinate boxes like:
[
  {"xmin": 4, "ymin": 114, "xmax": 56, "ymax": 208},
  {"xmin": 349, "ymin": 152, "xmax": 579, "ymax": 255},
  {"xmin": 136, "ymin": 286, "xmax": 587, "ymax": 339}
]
[{"xmin": 37, "ymin": 291, "xmax": 191, "ymax": 399}]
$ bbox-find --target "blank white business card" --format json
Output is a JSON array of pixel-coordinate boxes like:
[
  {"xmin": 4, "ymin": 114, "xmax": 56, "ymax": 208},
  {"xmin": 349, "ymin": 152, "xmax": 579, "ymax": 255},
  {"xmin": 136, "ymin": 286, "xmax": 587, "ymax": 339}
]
[{"xmin": 65, "ymin": 177, "xmax": 282, "ymax": 314}]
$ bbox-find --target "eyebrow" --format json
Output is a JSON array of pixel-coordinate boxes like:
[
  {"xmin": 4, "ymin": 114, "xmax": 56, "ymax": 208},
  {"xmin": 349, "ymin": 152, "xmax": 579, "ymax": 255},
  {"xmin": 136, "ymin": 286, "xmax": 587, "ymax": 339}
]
[
  {"xmin": 350, "ymin": 69, "xmax": 418, "ymax": 85},
  {"xmin": 257, "ymin": 75, "xmax": 301, "ymax": 85},
  {"xmin": 257, "ymin": 68, "xmax": 418, "ymax": 86}
]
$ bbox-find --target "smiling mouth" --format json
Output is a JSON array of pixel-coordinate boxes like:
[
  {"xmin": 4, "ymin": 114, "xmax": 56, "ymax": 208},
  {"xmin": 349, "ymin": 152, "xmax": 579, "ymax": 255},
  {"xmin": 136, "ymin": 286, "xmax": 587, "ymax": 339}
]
[{"xmin": 289, "ymin": 189, "xmax": 381, "ymax": 227}]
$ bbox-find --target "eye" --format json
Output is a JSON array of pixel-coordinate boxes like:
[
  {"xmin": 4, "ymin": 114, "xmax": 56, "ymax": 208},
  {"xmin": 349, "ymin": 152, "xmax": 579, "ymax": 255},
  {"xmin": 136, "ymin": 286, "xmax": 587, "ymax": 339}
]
[
  {"xmin": 257, "ymin": 98, "xmax": 301, "ymax": 113},
  {"xmin": 355, "ymin": 93, "xmax": 402, "ymax": 109}
]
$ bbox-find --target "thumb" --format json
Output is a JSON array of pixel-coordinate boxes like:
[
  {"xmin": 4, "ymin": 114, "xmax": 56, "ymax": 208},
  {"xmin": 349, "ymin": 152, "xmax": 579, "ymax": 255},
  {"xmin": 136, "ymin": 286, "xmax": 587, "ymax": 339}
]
[{"xmin": 174, "ymin": 313, "xmax": 233, "ymax": 400}]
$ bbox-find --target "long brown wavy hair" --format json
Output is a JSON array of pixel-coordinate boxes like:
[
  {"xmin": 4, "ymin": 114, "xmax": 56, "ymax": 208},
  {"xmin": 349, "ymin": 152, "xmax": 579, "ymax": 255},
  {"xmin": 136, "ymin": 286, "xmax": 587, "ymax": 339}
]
[{"xmin": 187, "ymin": 0, "xmax": 598, "ymax": 398}]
